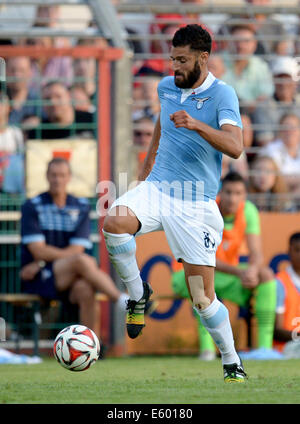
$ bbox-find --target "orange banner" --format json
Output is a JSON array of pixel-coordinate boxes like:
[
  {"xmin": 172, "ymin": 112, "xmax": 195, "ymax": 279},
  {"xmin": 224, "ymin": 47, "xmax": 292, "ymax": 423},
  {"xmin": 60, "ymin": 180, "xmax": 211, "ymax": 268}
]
[{"xmin": 125, "ymin": 213, "xmax": 300, "ymax": 355}]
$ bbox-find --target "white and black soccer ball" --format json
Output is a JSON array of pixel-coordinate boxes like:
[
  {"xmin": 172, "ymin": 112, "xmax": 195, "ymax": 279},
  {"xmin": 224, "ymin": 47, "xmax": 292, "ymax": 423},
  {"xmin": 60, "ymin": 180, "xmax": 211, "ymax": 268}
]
[{"xmin": 53, "ymin": 325, "xmax": 100, "ymax": 371}]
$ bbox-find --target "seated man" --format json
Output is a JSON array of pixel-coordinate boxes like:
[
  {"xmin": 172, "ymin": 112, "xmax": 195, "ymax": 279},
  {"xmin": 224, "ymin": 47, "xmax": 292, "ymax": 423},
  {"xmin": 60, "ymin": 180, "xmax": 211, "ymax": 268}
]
[
  {"xmin": 27, "ymin": 81, "xmax": 95, "ymax": 140},
  {"xmin": 20, "ymin": 157, "xmax": 131, "ymax": 332},
  {"xmin": 274, "ymin": 232, "xmax": 300, "ymax": 354},
  {"xmin": 172, "ymin": 172, "xmax": 277, "ymax": 360}
]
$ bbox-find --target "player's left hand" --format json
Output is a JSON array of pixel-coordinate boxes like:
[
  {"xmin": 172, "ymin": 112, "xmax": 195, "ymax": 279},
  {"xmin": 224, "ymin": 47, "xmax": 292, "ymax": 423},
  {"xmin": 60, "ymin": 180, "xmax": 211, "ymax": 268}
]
[{"xmin": 170, "ymin": 110, "xmax": 197, "ymax": 131}]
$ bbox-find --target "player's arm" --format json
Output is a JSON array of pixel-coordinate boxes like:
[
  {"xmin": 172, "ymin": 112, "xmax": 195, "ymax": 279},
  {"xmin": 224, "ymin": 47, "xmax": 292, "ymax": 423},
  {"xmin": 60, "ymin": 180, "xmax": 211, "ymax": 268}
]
[
  {"xmin": 170, "ymin": 111, "xmax": 243, "ymax": 159},
  {"xmin": 138, "ymin": 115, "xmax": 161, "ymax": 181}
]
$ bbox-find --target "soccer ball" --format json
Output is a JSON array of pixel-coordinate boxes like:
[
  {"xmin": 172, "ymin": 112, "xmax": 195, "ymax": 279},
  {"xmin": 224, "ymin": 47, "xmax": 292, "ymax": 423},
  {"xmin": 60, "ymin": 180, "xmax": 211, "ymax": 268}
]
[{"xmin": 53, "ymin": 325, "xmax": 100, "ymax": 371}]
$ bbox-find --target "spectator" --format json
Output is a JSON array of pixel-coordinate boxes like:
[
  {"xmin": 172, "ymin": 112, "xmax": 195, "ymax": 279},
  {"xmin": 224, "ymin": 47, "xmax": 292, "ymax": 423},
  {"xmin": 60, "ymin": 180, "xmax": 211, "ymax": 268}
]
[
  {"xmin": 221, "ymin": 152, "xmax": 249, "ymax": 181},
  {"xmin": 132, "ymin": 72, "xmax": 161, "ymax": 122},
  {"xmin": 73, "ymin": 37, "xmax": 110, "ymax": 101},
  {"xmin": 33, "ymin": 5, "xmax": 70, "ymax": 48},
  {"xmin": 27, "ymin": 81, "xmax": 94, "ymax": 140},
  {"xmin": 241, "ymin": 112, "xmax": 254, "ymax": 150},
  {"xmin": 220, "ymin": 0, "xmax": 289, "ymax": 57},
  {"xmin": 143, "ymin": 13, "xmax": 214, "ymax": 76},
  {"xmin": 248, "ymin": 156, "xmax": 293, "ymax": 212},
  {"xmin": 20, "ymin": 158, "xmax": 131, "ymax": 331},
  {"xmin": 274, "ymin": 233, "xmax": 300, "ymax": 353},
  {"xmin": 252, "ymin": 56, "xmax": 300, "ymax": 146},
  {"xmin": 73, "ymin": 57, "xmax": 96, "ymax": 100},
  {"xmin": 208, "ymin": 54, "xmax": 226, "ymax": 79},
  {"xmin": 260, "ymin": 113, "xmax": 300, "ymax": 194},
  {"xmin": 144, "ymin": 15, "xmax": 184, "ymax": 75},
  {"xmin": 245, "ymin": 0, "xmax": 290, "ymax": 56},
  {"xmin": 6, "ymin": 57, "xmax": 41, "ymax": 127},
  {"xmin": 24, "ymin": 36, "xmax": 73, "ymax": 91},
  {"xmin": 0, "ymin": 92, "xmax": 24, "ymax": 193},
  {"xmin": 171, "ymin": 172, "xmax": 277, "ymax": 360},
  {"xmin": 222, "ymin": 24, "xmax": 274, "ymax": 108},
  {"xmin": 132, "ymin": 115, "xmax": 155, "ymax": 177},
  {"xmin": 70, "ymin": 85, "xmax": 95, "ymax": 113},
  {"xmin": 34, "ymin": 5, "xmax": 60, "ymax": 28}
]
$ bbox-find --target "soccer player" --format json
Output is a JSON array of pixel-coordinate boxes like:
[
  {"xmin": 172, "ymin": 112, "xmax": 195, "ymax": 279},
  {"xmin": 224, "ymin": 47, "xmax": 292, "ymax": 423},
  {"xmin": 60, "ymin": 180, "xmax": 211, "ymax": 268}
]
[
  {"xmin": 172, "ymin": 172, "xmax": 278, "ymax": 360},
  {"xmin": 103, "ymin": 25, "xmax": 247, "ymax": 382}
]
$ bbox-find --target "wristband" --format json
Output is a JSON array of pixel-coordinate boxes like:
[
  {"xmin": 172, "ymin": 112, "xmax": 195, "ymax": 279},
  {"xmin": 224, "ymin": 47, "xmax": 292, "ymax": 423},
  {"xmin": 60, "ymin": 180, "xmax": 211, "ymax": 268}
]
[{"xmin": 37, "ymin": 260, "xmax": 46, "ymax": 269}]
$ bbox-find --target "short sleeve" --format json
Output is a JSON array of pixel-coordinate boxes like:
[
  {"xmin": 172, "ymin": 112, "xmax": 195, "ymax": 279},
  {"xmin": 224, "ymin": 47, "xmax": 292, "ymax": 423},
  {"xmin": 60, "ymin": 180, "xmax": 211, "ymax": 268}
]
[
  {"xmin": 217, "ymin": 84, "xmax": 243, "ymax": 129},
  {"xmin": 69, "ymin": 203, "xmax": 92, "ymax": 249},
  {"xmin": 276, "ymin": 278, "xmax": 286, "ymax": 314},
  {"xmin": 21, "ymin": 200, "xmax": 45, "ymax": 244},
  {"xmin": 244, "ymin": 200, "xmax": 260, "ymax": 235}
]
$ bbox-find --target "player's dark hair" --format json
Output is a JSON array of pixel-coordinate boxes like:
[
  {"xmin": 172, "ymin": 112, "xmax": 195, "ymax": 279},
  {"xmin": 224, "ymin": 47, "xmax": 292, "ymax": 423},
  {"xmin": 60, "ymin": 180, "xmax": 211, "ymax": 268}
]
[
  {"xmin": 172, "ymin": 24, "xmax": 212, "ymax": 54},
  {"xmin": 47, "ymin": 157, "xmax": 71, "ymax": 174},
  {"xmin": 289, "ymin": 232, "xmax": 300, "ymax": 246},
  {"xmin": 221, "ymin": 172, "xmax": 246, "ymax": 188}
]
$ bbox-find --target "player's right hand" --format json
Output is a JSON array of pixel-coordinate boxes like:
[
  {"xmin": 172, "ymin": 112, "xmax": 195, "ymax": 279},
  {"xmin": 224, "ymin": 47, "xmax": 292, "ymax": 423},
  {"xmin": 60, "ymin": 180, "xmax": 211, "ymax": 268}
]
[{"xmin": 170, "ymin": 110, "xmax": 197, "ymax": 131}]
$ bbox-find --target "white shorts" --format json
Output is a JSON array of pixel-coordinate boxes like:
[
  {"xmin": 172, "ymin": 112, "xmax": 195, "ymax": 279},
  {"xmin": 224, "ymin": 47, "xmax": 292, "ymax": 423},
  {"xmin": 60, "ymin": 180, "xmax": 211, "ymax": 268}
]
[{"xmin": 110, "ymin": 181, "xmax": 224, "ymax": 266}]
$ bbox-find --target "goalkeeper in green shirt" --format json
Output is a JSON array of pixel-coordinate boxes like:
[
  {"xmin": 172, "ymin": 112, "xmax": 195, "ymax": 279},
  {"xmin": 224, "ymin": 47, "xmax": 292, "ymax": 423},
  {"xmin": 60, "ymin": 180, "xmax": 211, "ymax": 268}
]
[{"xmin": 172, "ymin": 172, "xmax": 280, "ymax": 360}]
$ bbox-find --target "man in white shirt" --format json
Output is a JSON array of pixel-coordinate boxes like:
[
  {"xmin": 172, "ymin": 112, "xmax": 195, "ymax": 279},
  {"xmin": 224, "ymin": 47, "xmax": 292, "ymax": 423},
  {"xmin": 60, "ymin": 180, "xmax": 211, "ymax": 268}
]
[{"xmin": 260, "ymin": 113, "xmax": 300, "ymax": 193}]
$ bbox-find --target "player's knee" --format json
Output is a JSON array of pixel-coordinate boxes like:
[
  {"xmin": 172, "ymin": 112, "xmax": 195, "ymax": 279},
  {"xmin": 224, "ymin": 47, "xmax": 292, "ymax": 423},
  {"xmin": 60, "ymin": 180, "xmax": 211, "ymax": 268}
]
[
  {"xmin": 259, "ymin": 266, "xmax": 274, "ymax": 283},
  {"xmin": 103, "ymin": 214, "xmax": 124, "ymax": 234},
  {"xmin": 188, "ymin": 275, "xmax": 211, "ymax": 310},
  {"xmin": 103, "ymin": 209, "xmax": 138, "ymax": 234}
]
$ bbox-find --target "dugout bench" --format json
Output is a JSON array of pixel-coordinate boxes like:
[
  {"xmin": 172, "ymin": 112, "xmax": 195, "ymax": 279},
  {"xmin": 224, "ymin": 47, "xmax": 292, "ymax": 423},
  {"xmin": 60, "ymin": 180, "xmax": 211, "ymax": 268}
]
[
  {"xmin": 0, "ymin": 292, "xmax": 109, "ymax": 356},
  {"xmin": 0, "ymin": 292, "xmax": 182, "ymax": 357}
]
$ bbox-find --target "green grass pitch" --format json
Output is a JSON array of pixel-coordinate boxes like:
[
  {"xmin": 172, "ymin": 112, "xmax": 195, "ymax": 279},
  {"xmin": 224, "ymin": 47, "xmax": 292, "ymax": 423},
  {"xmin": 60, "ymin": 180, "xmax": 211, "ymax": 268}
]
[{"xmin": 0, "ymin": 356, "xmax": 300, "ymax": 404}]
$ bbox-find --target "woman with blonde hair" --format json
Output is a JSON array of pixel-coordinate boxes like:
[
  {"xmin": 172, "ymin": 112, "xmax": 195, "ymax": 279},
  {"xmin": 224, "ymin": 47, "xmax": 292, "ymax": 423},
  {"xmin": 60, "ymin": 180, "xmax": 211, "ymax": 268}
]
[{"xmin": 248, "ymin": 156, "xmax": 294, "ymax": 211}]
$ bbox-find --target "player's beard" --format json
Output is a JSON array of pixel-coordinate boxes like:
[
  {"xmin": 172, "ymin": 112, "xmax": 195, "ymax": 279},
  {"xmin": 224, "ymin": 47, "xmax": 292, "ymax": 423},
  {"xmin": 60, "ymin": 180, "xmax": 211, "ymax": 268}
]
[{"xmin": 174, "ymin": 61, "xmax": 201, "ymax": 89}]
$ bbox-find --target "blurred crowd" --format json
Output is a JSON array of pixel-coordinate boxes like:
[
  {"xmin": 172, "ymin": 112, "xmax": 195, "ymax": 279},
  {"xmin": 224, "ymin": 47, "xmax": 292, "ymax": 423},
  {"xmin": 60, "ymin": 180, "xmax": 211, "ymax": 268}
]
[
  {"xmin": 127, "ymin": 0, "xmax": 300, "ymax": 212},
  {"xmin": 0, "ymin": 5, "xmax": 101, "ymax": 195},
  {"xmin": 1, "ymin": 1, "xmax": 300, "ymax": 214}
]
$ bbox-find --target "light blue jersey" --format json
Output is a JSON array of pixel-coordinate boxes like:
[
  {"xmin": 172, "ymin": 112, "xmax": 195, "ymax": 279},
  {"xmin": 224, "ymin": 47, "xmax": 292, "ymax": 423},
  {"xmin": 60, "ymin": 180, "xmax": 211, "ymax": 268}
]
[{"xmin": 147, "ymin": 72, "xmax": 242, "ymax": 200}]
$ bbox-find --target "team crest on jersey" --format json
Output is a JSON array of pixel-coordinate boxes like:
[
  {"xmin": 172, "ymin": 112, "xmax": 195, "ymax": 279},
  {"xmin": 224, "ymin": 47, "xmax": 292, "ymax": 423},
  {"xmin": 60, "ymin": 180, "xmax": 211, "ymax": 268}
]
[
  {"xmin": 68, "ymin": 209, "xmax": 80, "ymax": 221},
  {"xmin": 192, "ymin": 96, "xmax": 210, "ymax": 110}
]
